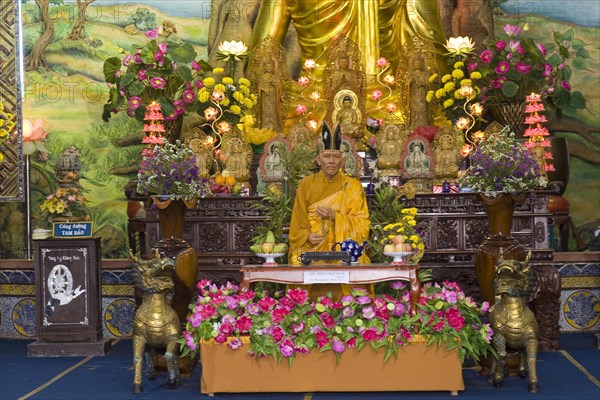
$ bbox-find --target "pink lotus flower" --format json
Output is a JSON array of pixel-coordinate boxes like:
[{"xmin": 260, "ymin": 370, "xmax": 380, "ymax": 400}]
[
  {"xmin": 297, "ymin": 76, "xmax": 310, "ymax": 86},
  {"xmin": 295, "ymin": 104, "xmax": 308, "ymax": 115},
  {"xmin": 204, "ymin": 107, "xmax": 219, "ymax": 120},
  {"xmin": 376, "ymin": 57, "xmax": 389, "ymax": 68},
  {"xmin": 303, "ymin": 59, "xmax": 317, "ymax": 70},
  {"xmin": 385, "ymin": 102, "xmax": 397, "ymax": 113},
  {"xmin": 503, "ymin": 24, "xmax": 521, "ymax": 37},
  {"xmin": 371, "ymin": 89, "xmax": 382, "ymax": 101}
]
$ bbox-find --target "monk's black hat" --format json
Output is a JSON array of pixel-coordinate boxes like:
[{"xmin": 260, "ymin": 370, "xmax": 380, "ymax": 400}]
[{"xmin": 320, "ymin": 121, "xmax": 342, "ymax": 151}]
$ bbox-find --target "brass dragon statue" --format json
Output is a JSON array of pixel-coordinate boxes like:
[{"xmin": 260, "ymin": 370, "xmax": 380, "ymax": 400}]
[
  {"xmin": 489, "ymin": 250, "xmax": 539, "ymax": 393},
  {"xmin": 131, "ymin": 251, "xmax": 181, "ymax": 394}
]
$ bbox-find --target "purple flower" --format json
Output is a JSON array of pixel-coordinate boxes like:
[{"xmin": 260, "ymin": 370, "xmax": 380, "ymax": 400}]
[
  {"xmin": 495, "ymin": 40, "xmax": 506, "ymax": 51},
  {"xmin": 182, "ymin": 89, "xmax": 195, "ymax": 103},
  {"xmin": 495, "ymin": 61, "xmax": 510, "ymax": 75},
  {"xmin": 183, "ymin": 331, "xmax": 196, "ymax": 351},
  {"xmin": 153, "ymin": 51, "xmax": 164, "ymax": 62},
  {"xmin": 536, "ymin": 42, "xmax": 547, "ymax": 56},
  {"xmin": 122, "ymin": 54, "xmax": 134, "ymax": 66},
  {"xmin": 138, "ymin": 69, "xmax": 148, "ymax": 80},
  {"xmin": 391, "ymin": 281, "xmax": 406, "ymax": 290},
  {"xmin": 481, "ymin": 301, "xmax": 490, "ymax": 313},
  {"xmin": 561, "ymin": 80, "xmax": 571, "ymax": 90},
  {"xmin": 158, "ymin": 43, "xmax": 167, "ymax": 53},
  {"xmin": 543, "ymin": 63, "xmax": 553, "ymax": 78},
  {"xmin": 145, "ymin": 28, "xmax": 159, "ymax": 39},
  {"xmin": 227, "ymin": 338, "xmax": 243, "ymax": 350},
  {"xmin": 192, "ymin": 60, "xmax": 202, "ymax": 71},
  {"xmin": 150, "ymin": 77, "xmax": 166, "ymax": 89},
  {"xmin": 356, "ymin": 296, "xmax": 371, "ymax": 305},
  {"xmin": 480, "ymin": 49, "xmax": 493, "ymax": 64},
  {"xmin": 515, "ymin": 62, "xmax": 532, "ymax": 74},
  {"xmin": 133, "ymin": 54, "xmax": 142, "ymax": 64},
  {"xmin": 362, "ymin": 306, "xmax": 376, "ymax": 320},
  {"xmin": 503, "ymin": 24, "xmax": 521, "ymax": 37},
  {"xmin": 128, "ymin": 96, "xmax": 142, "ymax": 109},
  {"xmin": 332, "ymin": 339, "xmax": 345, "ymax": 354},
  {"xmin": 341, "ymin": 306, "xmax": 355, "ymax": 318},
  {"xmin": 279, "ymin": 343, "xmax": 294, "ymax": 357}
]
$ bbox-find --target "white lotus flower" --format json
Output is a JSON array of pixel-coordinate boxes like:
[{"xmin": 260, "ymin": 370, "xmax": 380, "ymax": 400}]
[
  {"xmin": 217, "ymin": 41, "xmax": 248, "ymax": 57},
  {"xmin": 444, "ymin": 36, "xmax": 476, "ymax": 57}
]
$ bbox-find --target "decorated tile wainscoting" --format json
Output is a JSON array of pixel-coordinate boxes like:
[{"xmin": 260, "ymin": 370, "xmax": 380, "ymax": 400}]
[{"xmin": 1, "ymin": 254, "xmax": 599, "ymax": 339}]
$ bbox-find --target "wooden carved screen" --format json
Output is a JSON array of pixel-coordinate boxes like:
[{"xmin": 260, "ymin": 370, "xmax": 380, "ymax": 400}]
[{"xmin": 0, "ymin": 0, "xmax": 22, "ymax": 201}]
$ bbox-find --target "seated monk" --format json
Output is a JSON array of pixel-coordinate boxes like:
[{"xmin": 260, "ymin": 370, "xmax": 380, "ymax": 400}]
[{"xmin": 288, "ymin": 122, "xmax": 371, "ymax": 300}]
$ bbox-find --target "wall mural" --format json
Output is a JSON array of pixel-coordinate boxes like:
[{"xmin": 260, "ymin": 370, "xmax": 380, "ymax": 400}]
[{"xmin": 0, "ymin": 0, "xmax": 598, "ymax": 259}]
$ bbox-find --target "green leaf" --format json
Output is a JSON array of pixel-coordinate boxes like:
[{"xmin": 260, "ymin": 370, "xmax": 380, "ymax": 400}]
[
  {"xmin": 120, "ymin": 73, "xmax": 135, "ymax": 87},
  {"xmin": 547, "ymin": 54, "xmax": 561, "ymax": 67},
  {"xmin": 158, "ymin": 96, "xmax": 175, "ymax": 117},
  {"xmin": 127, "ymin": 81, "xmax": 145, "ymax": 96},
  {"xmin": 103, "ymin": 57, "xmax": 122, "ymax": 83},
  {"xmin": 576, "ymin": 48, "xmax": 590, "ymax": 60},
  {"xmin": 569, "ymin": 91, "xmax": 586, "ymax": 109},
  {"xmin": 558, "ymin": 45, "xmax": 570, "ymax": 60},
  {"xmin": 168, "ymin": 41, "xmax": 197, "ymax": 64},
  {"xmin": 572, "ymin": 57, "xmax": 587, "ymax": 71},
  {"xmin": 563, "ymin": 28, "xmax": 574, "ymax": 41},
  {"xmin": 501, "ymin": 81, "xmax": 519, "ymax": 98},
  {"xmin": 177, "ymin": 65, "xmax": 193, "ymax": 83},
  {"xmin": 571, "ymin": 39, "xmax": 585, "ymax": 50}
]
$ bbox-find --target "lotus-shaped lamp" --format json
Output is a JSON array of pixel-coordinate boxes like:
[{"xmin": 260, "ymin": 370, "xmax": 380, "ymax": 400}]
[
  {"xmin": 217, "ymin": 41, "xmax": 248, "ymax": 59},
  {"xmin": 22, "ymin": 118, "xmax": 49, "ymax": 155},
  {"xmin": 444, "ymin": 36, "xmax": 476, "ymax": 58}
]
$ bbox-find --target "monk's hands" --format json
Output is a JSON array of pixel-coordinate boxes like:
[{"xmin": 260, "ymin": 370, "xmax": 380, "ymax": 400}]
[
  {"xmin": 307, "ymin": 233, "xmax": 324, "ymax": 245},
  {"xmin": 316, "ymin": 206, "xmax": 335, "ymax": 221}
]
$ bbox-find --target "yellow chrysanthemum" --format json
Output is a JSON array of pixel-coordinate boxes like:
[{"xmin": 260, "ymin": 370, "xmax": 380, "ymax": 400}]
[
  {"xmin": 238, "ymin": 78, "xmax": 250, "ymax": 86},
  {"xmin": 453, "ymin": 61, "xmax": 464, "ymax": 69},
  {"xmin": 451, "ymin": 69, "xmax": 464, "ymax": 79},
  {"xmin": 470, "ymin": 71, "xmax": 482, "ymax": 80},
  {"xmin": 243, "ymin": 98, "xmax": 254, "ymax": 108},
  {"xmin": 426, "ymin": 90, "xmax": 434, "ymax": 102},
  {"xmin": 230, "ymin": 104, "xmax": 241, "ymax": 115},
  {"xmin": 410, "ymin": 235, "xmax": 419, "ymax": 243},
  {"xmin": 0, "ymin": 119, "xmax": 5, "ymax": 128},
  {"xmin": 441, "ymin": 74, "xmax": 452, "ymax": 83},
  {"xmin": 444, "ymin": 81, "xmax": 455, "ymax": 91},
  {"xmin": 214, "ymin": 83, "xmax": 226, "ymax": 92},
  {"xmin": 203, "ymin": 77, "xmax": 215, "ymax": 87},
  {"xmin": 435, "ymin": 88, "xmax": 445, "ymax": 99},
  {"xmin": 240, "ymin": 86, "xmax": 250, "ymax": 96},
  {"xmin": 428, "ymin": 73, "xmax": 438, "ymax": 83},
  {"xmin": 0, "ymin": 129, "xmax": 7, "ymax": 137},
  {"xmin": 417, "ymin": 243, "xmax": 425, "ymax": 251},
  {"xmin": 212, "ymin": 67, "xmax": 224, "ymax": 74},
  {"xmin": 460, "ymin": 79, "xmax": 473, "ymax": 87},
  {"xmin": 198, "ymin": 89, "xmax": 210, "ymax": 103},
  {"xmin": 233, "ymin": 91, "xmax": 245, "ymax": 102},
  {"xmin": 221, "ymin": 98, "xmax": 230, "ymax": 106},
  {"xmin": 222, "ymin": 77, "xmax": 234, "ymax": 85},
  {"xmin": 443, "ymin": 98, "xmax": 454, "ymax": 108}
]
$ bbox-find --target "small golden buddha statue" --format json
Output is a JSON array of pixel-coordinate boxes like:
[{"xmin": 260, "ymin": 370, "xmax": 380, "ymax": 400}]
[
  {"xmin": 433, "ymin": 130, "xmax": 461, "ymax": 184},
  {"xmin": 377, "ymin": 124, "xmax": 405, "ymax": 176}
]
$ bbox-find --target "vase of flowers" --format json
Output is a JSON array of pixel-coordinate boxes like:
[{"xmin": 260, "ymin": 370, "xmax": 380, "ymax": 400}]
[
  {"xmin": 458, "ymin": 127, "xmax": 546, "ymax": 304},
  {"xmin": 476, "ymin": 24, "xmax": 589, "ymax": 136},
  {"xmin": 135, "ymin": 140, "xmax": 201, "ymax": 360},
  {"xmin": 102, "ymin": 27, "xmax": 205, "ymax": 143}
]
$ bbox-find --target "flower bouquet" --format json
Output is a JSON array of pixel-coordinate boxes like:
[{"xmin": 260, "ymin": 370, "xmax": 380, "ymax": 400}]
[
  {"xmin": 179, "ymin": 279, "xmax": 493, "ymax": 365},
  {"xmin": 136, "ymin": 140, "xmax": 201, "ymax": 200},
  {"xmin": 458, "ymin": 127, "xmax": 547, "ymax": 196},
  {"xmin": 102, "ymin": 28, "xmax": 205, "ymax": 141},
  {"xmin": 476, "ymin": 24, "xmax": 588, "ymax": 114}
]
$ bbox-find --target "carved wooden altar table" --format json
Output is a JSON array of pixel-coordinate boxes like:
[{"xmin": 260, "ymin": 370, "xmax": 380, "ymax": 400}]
[{"xmin": 240, "ymin": 263, "xmax": 420, "ymax": 314}]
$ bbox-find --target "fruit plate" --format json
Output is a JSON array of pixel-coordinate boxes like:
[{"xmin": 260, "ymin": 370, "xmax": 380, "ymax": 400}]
[
  {"xmin": 254, "ymin": 253, "xmax": 286, "ymax": 267},
  {"xmin": 383, "ymin": 251, "xmax": 414, "ymax": 265}
]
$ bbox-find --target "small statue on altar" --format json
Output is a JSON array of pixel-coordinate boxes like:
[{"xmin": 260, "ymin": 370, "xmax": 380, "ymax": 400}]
[
  {"xmin": 377, "ymin": 124, "xmax": 406, "ymax": 176},
  {"xmin": 333, "ymin": 94, "xmax": 363, "ymax": 142},
  {"xmin": 257, "ymin": 58, "xmax": 284, "ymax": 132},
  {"xmin": 264, "ymin": 142, "xmax": 285, "ymax": 181},
  {"xmin": 222, "ymin": 137, "xmax": 251, "ymax": 182},
  {"xmin": 433, "ymin": 130, "xmax": 461, "ymax": 184},
  {"xmin": 331, "ymin": 54, "xmax": 362, "ymax": 96},
  {"xmin": 289, "ymin": 122, "xmax": 313, "ymax": 148},
  {"xmin": 341, "ymin": 140, "xmax": 359, "ymax": 178},
  {"xmin": 408, "ymin": 52, "xmax": 430, "ymax": 128},
  {"xmin": 188, "ymin": 138, "xmax": 213, "ymax": 179},
  {"xmin": 405, "ymin": 141, "xmax": 430, "ymax": 174}
]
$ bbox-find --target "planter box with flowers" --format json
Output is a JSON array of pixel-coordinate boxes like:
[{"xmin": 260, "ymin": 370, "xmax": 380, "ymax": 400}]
[{"xmin": 179, "ymin": 280, "xmax": 494, "ymax": 395}]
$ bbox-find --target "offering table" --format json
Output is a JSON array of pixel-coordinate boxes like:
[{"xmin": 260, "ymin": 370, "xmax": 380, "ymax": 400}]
[{"xmin": 239, "ymin": 263, "xmax": 420, "ymax": 315}]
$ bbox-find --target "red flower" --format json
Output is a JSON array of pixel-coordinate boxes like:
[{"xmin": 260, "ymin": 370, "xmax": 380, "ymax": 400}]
[
  {"xmin": 362, "ymin": 327, "xmax": 381, "ymax": 342},
  {"xmin": 315, "ymin": 331, "xmax": 329, "ymax": 348},
  {"xmin": 446, "ymin": 308, "xmax": 465, "ymax": 331},
  {"xmin": 320, "ymin": 312, "xmax": 335, "ymax": 329},
  {"xmin": 271, "ymin": 326, "xmax": 285, "ymax": 343},
  {"xmin": 235, "ymin": 316, "xmax": 253, "ymax": 333},
  {"xmin": 258, "ymin": 297, "xmax": 277, "ymax": 312},
  {"xmin": 219, "ymin": 323, "xmax": 234, "ymax": 335},
  {"xmin": 287, "ymin": 288, "xmax": 309, "ymax": 305}
]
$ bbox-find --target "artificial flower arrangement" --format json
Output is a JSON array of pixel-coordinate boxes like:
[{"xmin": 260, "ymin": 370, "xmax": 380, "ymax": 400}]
[
  {"xmin": 458, "ymin": 126, "xmax": 547, "ymax": 196},
  {"xmin": 136, "ymin": 140, "xmax": 201, "ymax": 200},
  {"xmin": 197, "ymin": 67, "xmax": 257, "ymax": 137},
  {"xmin": 0, "ymin": 100, "xmax": 15, "ymax": 163},
  {"xmin": 476, "ymin": 24, "xmax": 588, "ymax": 114},
  {"xmin": 427, "ymin": 36, "xmax": 484, "ymax": 125},
  {"xmin": 102, "ymin": 27, "xmax": 204, "ymax": 140},
  {"xmin": 179, "ymin": 279, "xmax": 494, "ymax": 365}
]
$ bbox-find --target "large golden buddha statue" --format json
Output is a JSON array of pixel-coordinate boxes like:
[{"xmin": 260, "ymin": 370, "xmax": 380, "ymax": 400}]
[{"xmin": 250, "ymin": 0, "xmax": 447, "ymax": 77}]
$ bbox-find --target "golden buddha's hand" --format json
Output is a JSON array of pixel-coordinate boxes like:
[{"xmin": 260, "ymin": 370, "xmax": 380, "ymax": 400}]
[
  {"xmin": 316, "ymin": 206, "xmax": 335, "ymax": 221},
  {"xmin": 307, "ymin": 233, "xmax": 324, "ymax": 245}
]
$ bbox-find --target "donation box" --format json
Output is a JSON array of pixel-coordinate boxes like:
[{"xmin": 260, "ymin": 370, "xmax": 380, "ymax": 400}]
[{"xmin": 32, "ymin": 238, "xmax": 102, "ymax": 343}]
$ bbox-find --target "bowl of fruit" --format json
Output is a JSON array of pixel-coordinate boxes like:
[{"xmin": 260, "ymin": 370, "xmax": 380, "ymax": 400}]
[
  {"xmin": 250, "ymin": 231, "xmax": 288, "ymax": 266},
  {"xmin": 382, "ymin": 235, "xmax": 414, "ymax": 265}
]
